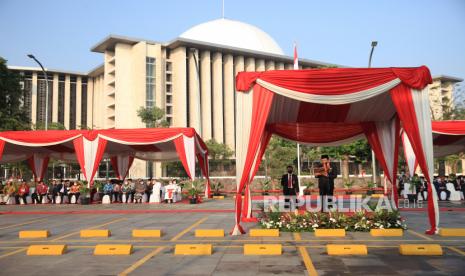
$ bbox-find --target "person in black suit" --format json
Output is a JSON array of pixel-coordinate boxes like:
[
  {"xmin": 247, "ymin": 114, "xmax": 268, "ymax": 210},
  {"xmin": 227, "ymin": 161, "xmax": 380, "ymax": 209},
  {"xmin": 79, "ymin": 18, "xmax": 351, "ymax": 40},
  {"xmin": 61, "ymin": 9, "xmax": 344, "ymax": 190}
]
[
  {"xmin": 315, "ymin": 155, "xmax": 337, "ymax": 211},
  {"xmin": 281, "ymin": 165, "xmax": 299, "ymax": 210}
]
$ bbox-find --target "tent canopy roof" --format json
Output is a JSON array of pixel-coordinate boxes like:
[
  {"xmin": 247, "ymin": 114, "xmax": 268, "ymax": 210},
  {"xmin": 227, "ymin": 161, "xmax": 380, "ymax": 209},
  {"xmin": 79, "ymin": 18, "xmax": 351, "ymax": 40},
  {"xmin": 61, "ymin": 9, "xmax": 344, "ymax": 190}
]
[
  {"xmin": 431, "ymin": 121, "xmax": 465, "ymax": 157},
  {"xmin": 0, "ymin": 127, "xmax": 207, "ymax": 163}
]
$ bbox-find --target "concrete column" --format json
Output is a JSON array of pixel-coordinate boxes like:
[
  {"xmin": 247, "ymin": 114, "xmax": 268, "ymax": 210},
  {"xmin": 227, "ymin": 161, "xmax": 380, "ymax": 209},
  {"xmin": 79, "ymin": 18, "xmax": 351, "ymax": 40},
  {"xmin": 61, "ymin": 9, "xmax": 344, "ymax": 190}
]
[
  {"xmin": 188, "ymin": 50, "xmax": 201, "ymax": 131},
  {"xmin": 200, "ymin": 50, "xmax": 212, "ymax": 140},
  {"xmin": 234, "ymin": 56, "xmax": 245, "ymax": 157},
  {"xmin": 52, "ymin": 74, "xmax": 59, "ymax": 122},
  {"xmin": 245, "ymin": 57, "xmax": 255, "ymax": 72},
  {"xmin": 171, "ymin": 47, "xmax": 187, "ymax": 127},
  {"xmin": 64, "ymin": 75, "xmax": 70, "ymax": 130},
  {"xmin": 31, "ymin": 72, "xmax": 38, "ymax": 125},
  {"xmin": 256, "ymin": 59, "xmax": 265, "ymax": 71},
  {"xmin": 265, "ymin": 61, "xmax": 275, "ymax": 71},
  {"xmin": 87, "ymin": 78, "xmax": 94, "ymax": 128},
  {"xmin": 212, "ymin": 52, "xmax": 224, "ymax": 143},
  {"xmin": 76, "ymin": 77, "xmax": 82, "ymax": 128},
  {"xmin": 223, "ymin": 54, "xmax": 235, "ymax": 150},
  {"xmin": 285, "ymin": 64, "xmax": 294, "ymax": 70},
  {"xmin": 276, "ymin": 62, "xmax": 285, "ymax": 70}
]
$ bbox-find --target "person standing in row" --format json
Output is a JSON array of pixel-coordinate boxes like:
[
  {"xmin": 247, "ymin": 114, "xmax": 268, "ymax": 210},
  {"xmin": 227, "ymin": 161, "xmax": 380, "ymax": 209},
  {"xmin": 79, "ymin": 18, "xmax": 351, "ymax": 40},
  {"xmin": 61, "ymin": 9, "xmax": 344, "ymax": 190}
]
[{"xmin": 281, "ymin": 165, "xmax": 299, "ymax": 210}]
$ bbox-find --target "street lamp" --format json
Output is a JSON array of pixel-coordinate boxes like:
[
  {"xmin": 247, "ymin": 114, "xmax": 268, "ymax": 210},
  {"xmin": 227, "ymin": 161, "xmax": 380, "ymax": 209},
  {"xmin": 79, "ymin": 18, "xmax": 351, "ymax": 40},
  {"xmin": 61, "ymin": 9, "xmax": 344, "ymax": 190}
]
[
  {"xmin": 368, "ymin": 41, "xmax": 377, "ymax": 68},
  {"xmin": 368, "ymin": 41, "xmax": 378, "ymax": 183},
  {"xmin": 27, "ymin": 54, "xmax": 49, "ymax": 130}
]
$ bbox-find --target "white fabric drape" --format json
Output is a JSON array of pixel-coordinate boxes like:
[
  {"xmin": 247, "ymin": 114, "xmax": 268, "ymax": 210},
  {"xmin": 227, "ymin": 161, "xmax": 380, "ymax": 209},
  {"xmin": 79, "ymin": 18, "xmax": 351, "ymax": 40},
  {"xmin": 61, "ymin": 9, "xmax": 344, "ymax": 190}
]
[
  {"xmin": 232, "ymin": 87, "xmax": 254, "ymax": 235},
  {"xmin": 412, "ymin": 87, "xmax": 439, "ymax": 230},
  {"xmin": 402, "ymin": 132, "xmax": 417, "ymax": 177},
  {"xmin": 375, "ymin": 118, "xmax": 397, "ymax": 203},
  {"xmin": 256, "ymin": 78, "xmax": 401, "ymax": 105},
  {"xmin": 183, "ymin": 135, "xmax": 196, "ymax": 180},
  {"xmin": 82, "ymin": 137, "xmax": 102, "ymax": 186}
]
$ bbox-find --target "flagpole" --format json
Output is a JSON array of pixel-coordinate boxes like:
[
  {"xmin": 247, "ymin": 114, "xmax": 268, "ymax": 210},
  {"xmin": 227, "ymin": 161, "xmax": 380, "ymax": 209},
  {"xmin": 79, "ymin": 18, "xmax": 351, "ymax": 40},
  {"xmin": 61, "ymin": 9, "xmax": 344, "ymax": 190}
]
[{"xmin": 293, "ymin": 42, "xmax": 302, "ymax": 195}]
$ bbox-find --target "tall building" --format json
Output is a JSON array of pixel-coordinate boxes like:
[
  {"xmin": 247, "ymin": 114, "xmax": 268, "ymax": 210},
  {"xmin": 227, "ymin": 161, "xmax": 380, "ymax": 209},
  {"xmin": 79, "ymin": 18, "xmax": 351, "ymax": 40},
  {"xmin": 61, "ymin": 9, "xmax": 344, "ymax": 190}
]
[
  {"xmin": 428, "ymin": 75, "xmax": 463, "ymax": 120},
  {"xmin": 8, "ymin": 18, "xmax": 463, "ymax": 178}
]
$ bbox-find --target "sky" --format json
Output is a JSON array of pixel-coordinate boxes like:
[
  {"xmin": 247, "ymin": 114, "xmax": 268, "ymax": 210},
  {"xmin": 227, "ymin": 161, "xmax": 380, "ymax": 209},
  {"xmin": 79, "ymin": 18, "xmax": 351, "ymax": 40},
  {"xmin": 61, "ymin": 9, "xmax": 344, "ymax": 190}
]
[{"xmin": 1, "ymin": 0, "xmax": 464, "ymax": 84}]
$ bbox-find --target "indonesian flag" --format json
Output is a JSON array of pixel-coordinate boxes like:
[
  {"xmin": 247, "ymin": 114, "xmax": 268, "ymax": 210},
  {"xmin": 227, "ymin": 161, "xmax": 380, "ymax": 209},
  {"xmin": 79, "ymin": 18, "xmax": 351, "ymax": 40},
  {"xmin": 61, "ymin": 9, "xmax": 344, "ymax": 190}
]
[{"xmin": 293, "ymin": 43, "xmax": 299, "ymax": 70}]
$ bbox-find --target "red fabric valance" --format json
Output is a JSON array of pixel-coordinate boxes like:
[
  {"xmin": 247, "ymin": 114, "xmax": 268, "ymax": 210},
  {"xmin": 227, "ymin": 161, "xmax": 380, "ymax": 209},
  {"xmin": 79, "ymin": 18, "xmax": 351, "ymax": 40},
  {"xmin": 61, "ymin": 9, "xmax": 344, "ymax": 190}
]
[{"xmin": 236, "ymin": 66, "xmax": 432, "ymax": 94}]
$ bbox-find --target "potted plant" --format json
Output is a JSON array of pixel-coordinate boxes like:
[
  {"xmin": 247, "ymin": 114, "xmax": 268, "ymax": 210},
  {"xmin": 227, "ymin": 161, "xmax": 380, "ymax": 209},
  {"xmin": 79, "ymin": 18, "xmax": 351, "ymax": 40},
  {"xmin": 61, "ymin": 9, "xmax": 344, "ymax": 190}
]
[
  {"xmin": 366, "ymin": 181, "xmax": 376, "ymax": 195},
  {"xmin": 79, "ymin": 184, "xmax": 91, "ymax": 205},
  {"xmin": 303, "ymin": 181, "xmax": 314, "ymax": 195},
  {"xmin": 344, "ymin": 180, "xmax": 354, "ymax": 195},
  {"xmin": 262, "ymin": 179, "xmax": 271, "ymax": 195},
  {"xmin": 187, "ymin": 180, "xmax": 203, "ymax": 204},
  {"xmin": 212, "ymin": 182, "xmax": 224, "ymax": 197}
]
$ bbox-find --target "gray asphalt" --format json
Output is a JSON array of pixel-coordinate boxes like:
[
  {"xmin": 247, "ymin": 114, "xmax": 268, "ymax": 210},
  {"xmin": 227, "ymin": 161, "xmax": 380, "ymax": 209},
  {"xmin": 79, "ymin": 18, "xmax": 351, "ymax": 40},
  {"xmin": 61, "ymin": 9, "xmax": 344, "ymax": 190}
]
[{"xmin": 0, "ymin": 199, "xmax": 464, "ymax": 276}]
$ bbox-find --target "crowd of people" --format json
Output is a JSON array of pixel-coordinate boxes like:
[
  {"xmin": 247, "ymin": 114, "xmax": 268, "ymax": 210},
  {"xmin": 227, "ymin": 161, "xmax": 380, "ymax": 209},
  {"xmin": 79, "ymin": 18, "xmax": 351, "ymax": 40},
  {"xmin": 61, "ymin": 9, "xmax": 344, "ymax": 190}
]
[
  {"xmin": 0, "ymin": 178, "xmax": 184, "ymax": 205},
  {"xmin": 398, "ymin": 174, "xmax": 465, "ymax": 201}
]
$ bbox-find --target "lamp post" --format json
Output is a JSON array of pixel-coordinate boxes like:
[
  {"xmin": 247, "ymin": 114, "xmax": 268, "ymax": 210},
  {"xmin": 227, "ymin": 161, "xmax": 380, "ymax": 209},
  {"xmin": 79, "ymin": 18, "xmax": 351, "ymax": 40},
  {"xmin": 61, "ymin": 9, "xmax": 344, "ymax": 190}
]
[
  {"xmin": 27, "ymin": 54, "xmax": 49, "ymax": 130},
  {"xmin": 368, "ymin": 41, "xmax": 378, "ymax": 183}
]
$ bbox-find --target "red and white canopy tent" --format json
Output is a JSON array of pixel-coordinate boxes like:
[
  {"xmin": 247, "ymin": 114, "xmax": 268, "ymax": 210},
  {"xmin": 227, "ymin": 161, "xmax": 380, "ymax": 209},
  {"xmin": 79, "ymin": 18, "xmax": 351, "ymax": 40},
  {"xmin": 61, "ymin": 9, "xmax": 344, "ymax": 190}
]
[
  {"xmin": 0, "ymin": 128, "xmax": 211, "ymax": 197},
  {"xmin": 403, "ymin": 120, "xmax": 465, "ymax": 175},
  {"xmin": 232, "ymin": 66, "xmax": 438, "ymax": 235}
]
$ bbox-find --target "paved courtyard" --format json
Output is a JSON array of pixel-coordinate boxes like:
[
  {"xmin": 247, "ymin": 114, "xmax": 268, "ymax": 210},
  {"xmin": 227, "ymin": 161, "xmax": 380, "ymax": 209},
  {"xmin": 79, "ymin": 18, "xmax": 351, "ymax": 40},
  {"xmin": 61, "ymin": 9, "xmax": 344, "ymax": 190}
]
[{"xmin": 0, "ymin": 199, "xmax": 464, "ymax": 275}]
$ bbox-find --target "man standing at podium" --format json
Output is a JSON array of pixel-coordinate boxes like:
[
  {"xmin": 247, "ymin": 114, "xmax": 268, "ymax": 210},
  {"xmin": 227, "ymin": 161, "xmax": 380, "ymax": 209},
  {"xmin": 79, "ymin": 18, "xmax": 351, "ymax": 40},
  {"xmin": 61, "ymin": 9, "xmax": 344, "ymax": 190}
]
[
  {"xmin": 315, "ymin": 154, "xmax": 338, "ymax": 211},
  {"xmin": 281, "ymin": 165, "xmax": 299, "ymax": 210}
]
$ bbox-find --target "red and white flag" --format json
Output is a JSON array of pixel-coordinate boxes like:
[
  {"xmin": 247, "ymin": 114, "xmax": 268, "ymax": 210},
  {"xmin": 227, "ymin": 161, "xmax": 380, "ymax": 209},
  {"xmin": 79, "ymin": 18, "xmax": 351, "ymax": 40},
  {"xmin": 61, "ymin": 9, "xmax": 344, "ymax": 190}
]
[{"xmin": 293, "ymin": 43, "xmax": 299, "ymax": 70}]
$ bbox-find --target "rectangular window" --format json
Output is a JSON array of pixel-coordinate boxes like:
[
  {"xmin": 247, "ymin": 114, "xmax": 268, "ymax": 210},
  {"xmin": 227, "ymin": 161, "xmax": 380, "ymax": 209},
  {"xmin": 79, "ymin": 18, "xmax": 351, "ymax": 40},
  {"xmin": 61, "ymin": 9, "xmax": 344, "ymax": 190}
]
[
  {"xmin": 58, "ymin": 75, "xmax": 65, "ymax": 125},
  {"xmin": 23, "ymin": 72, "xmax": 33, "ymax": 120},
  {"xmin": 81, "ymin": 77, "xmax": 88, "ymax": 128},
  {"xmin": 146, "ymin": 57, "xmax": 156, "ymax": 108},
  {"xmin": 36, "ymin": 73, "xmax": 53, "ymax": 126},
  {"xmin": 69, "ymin": 77, "xmax": 76, "ymax": 130}
]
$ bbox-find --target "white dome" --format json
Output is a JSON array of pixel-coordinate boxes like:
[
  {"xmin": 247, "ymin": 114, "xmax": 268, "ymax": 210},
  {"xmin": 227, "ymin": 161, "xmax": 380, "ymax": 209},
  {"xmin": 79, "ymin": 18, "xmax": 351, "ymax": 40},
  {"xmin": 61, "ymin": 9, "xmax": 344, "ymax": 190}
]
[{"xmin": 180, "ymin": 18, "xmax": 284, "ymax": 55}]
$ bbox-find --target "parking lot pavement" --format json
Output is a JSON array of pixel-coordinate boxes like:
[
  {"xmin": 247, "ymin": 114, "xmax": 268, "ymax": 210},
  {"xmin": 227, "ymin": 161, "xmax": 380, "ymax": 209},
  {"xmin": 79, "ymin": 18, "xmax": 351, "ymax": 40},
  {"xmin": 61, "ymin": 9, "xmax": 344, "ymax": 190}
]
[{"xmin": 0, "ymin": 199, "xmax": 464, "ymax": 275}]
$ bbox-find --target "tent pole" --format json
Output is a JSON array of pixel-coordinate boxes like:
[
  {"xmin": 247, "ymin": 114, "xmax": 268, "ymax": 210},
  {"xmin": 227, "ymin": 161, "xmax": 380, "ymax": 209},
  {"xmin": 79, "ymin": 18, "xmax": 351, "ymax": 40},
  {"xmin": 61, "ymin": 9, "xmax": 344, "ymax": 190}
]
[{"xmin": 297, "ymin": 143, "xmax": 301, "ymax": 195}]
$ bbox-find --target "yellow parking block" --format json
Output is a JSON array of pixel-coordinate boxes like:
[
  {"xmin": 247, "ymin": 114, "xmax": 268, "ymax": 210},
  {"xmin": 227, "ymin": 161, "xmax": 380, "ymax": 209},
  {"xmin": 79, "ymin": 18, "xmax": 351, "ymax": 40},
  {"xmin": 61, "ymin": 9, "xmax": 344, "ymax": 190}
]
[
  {"xmin": 314, "ymin": 229, "xmax": 346, "ymax": 237},
  {"xmin": 80, "ymin": 229, "xmax": 110, "ymax": 238},
  {"xmin": 327, "ymin": 244, "xmax": 368, "ymax": 255},
  {"xmin": 370, "ymin": 229, "xmax": 403, "ymax": 237},
  {"xmin": 249, "ymin": 229, "xmax": 280, "ymax": 237},
  {"xmin": 94, "ymin": 244, "xmax": 132, "ymax": 255},
  {"xmin": 212, "ymin": 196, "xmax": 225, "ymax": 199},
  {"xmin": 244, "ymin": 244, "xmax": 282, "ymax": 255},
  {"xmin": 195, "ymin": 229, "xmax": 225, "ymax": 237},
  {"xmin": 439, "ymin": 228, "xmax": 465, "ymax": 237},
  {"xmin": 19, "ymin": 230, "xmax": 49, "ymax": 239},
  {"xmin": 132, "ymin": 229, "xmax": 162, "ymax": 238},
  {"xmin": 174, "ymin": 244, "xmax": 212, "ymax": 255},
  {"xmin": 27, "ymin": 245, "xmax": 66, "ymax": 255},
  {"xmin": 399, "ymin": 244, "xmax": 443, "ymax": 255},
  {"xmin": 371, "ymin": 194, "xmax": 385, "ymax": 198}
]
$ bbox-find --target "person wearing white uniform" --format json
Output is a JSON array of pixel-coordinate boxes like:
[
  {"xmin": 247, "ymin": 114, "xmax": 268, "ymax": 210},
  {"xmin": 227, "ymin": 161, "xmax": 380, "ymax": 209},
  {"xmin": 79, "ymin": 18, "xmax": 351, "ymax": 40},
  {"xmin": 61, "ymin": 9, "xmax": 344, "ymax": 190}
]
[
  {"xmin": 164, "ymin": 180, "xmax": 176, "ymax": 203},
  {"xmin": 172, "ymin": 179, "xmax": 182, "ymax": 202},
  {"xmin": 150, "ymin": 180, "xmax": 162, "ymax": 203}
]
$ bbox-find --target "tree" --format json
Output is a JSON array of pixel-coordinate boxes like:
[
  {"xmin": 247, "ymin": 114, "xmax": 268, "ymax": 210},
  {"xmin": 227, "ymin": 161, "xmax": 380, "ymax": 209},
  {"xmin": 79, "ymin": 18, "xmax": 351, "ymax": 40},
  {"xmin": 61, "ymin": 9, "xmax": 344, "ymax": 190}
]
[
  {"xmin": 205, "ymin": 139, "xmax": 234, "ymax": 175},
  {"xmin": 264, "ymin": 137, "xmax": 297, "ymax": 179},
  {"xmin": 320, "ymin": 140, "xmax": 371, "ymax": 180},
  {"xmin": 0, "ymin": 57, "xmax": 30, "ymax": 131},
  {"xmin": 34, "ymin": 122, "xmax": 66, "ymax": 130},
  {"xmin": 205, "ymin": 139, "xmax": 233, "ymax": 160},
  {"xmin": 137, "ymin": 106, "xmax": 169, "ymax": 127}
]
